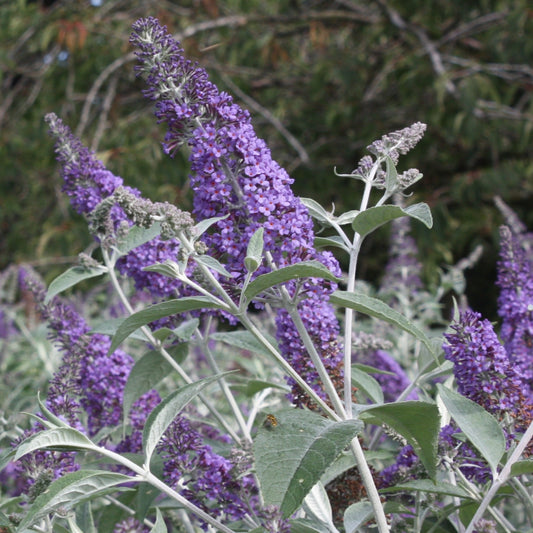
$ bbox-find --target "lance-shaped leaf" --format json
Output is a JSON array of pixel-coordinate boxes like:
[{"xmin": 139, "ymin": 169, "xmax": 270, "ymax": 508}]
[
  {"xmin": 108, "ymin": 296, "xmax": 224, "ymax": 354},
  {"xmin": 437, "ymin": 385, "xmax": 506, "ymax": 476},
  {"xmin": 194, "ymin": 255, "xmax": 232, "ymax": 278},
  {"xmin": 210, "ymin": 329, "xmax": 278, "ymax": 359},
  {"xmin": 143, "ymin": 373, "xmax": 234, "ymax": 464},
  {"xmin": 314, "ymin": 236, "xmax": 350, "ymax": 253},
  {"xmin": 193, "ymin": 214, "xmax": 229, "ymax": 239},
  {"xmin": 351, "ymin": 203, "xmax": 432, "ymax": 237},
  {"xmin": 45, "ymin": 265, "xmax": 108, "ymax": 304},
  {"xmin": 359, "ymin": 401, "xmax": 440, "ymax": 480},
  {"xmin": 344, "ymin": 501, "xmax": 374, "ymax": 533},
  {"xmin": 380, "ymin": 479, "xmax": 472, "ymax": 499},
  {"xmin": 330, "ymin": 290, "xmax": 435, "ymax": 356},
  {"xmin": 351, "ymin": 366, "xmax": 384, "ymax": 404},
  {"xmin": 245, "ymin": 227, "xmax": 265, "ymax": 273},
  {"xmin": 254, "ymin": 409, "xmax": 362, "ymax": 517},
  {"xmin": 122, "ymin": 349, "xmax": 182, "ymax": 422},
  {"xmin": 15, "ymin": 428, "xmax": 96, "ymax": 460},
  {"xmin": 244, "ymin": 260, "xmax": 340, "ymax": 302},
  {"xmin": 300, "ymin": 197, "xmax": 332, "ymax": 225},
  {"xmin": 116, "ymin": 222, "xmax": 162, "ymax": 255},
  {"xmin": 150, "ymin": 508, "xmax": 168, "ymax": 533},
  {"xmin": 16, "ymin": 470, "xmax": 132, "ymax": 532}
]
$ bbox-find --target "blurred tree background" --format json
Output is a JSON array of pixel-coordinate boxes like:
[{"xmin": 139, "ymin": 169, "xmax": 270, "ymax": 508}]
[{"xmin": 1, "ymin": 0, "xmax": 532, "ymax": 319}]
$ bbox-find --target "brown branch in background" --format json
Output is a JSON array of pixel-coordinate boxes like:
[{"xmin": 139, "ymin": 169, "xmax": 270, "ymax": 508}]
[
  {"xmin": 374, "ymin": 0, "xmax": 456, "ymax": 95},
  {"xmin": 76, "ymin": 11, "xmax": 376, "ymax": 140},
  {"xmin": 437, "ymin": 11, "xmax": 508, "ymax": 47},
  {"xmin": 91, "ymin": 74, "xmax": 119, "ymax": 152}
]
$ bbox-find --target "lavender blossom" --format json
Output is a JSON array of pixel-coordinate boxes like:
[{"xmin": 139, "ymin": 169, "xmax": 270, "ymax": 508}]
[
  {"xmin": 379, "ymin": 213, "xmax": 423, "ymax": 302},
  {"xmin": 158, "ymin": 415, "xmax": 256, "ymax": 527},
  {"xmin": 13, "ymin": 269, "xmax": 161, "ymax": 498},
  {"xmin": 363, "ymin": 350, "xmax": 418, "ymax": 402},
  {"xmin": 113, "ymin": 517, "xmax": 150, "ymax": 533},
  {"xmin": 130, "ymin": 17, "xmax": 343, "ymax": 405},
  {"xmin": 443, "ymin": 309, "xmax": 533, "ymax": 425},
  {"xmin": 44, "ymin": 114, "xmax": 186, "ymax": 297},
  {"xmin": 497, "ymin": 225, "xmax": 533, "ymax": 397}
]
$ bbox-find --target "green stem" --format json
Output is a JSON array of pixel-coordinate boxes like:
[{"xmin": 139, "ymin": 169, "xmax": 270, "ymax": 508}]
[
  {"xmin": 95, "ymin": 446, "xmax": 237, "ymax": 533},
  {"xmin": 239, "ymin": 314, "xmax": 341, "ymax": 421},
  {"xmin": 101, "ymin": 248, "xmax": 241, "ymax": 442},
  {"xmin": 349, "ymin": 437, "xmax": 390, "ymax": 532},
  {"xmin": 465, "ymin": 419, "xmax": 533, "ymax": 533},
  {"xmin": 198, "ymin": 317, "xmax": 252, "ymax": 442},
  {"xmin": 283, "ymin": 294, "xmax": 346, "ymax": 418}
]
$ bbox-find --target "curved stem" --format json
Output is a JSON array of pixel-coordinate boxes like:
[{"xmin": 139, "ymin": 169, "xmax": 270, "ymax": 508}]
[
  {"xmin": 197, "ymin": 317, "xmax": 252, "ymax": 442},
  {"xmin": 350, "ymin": 437, "xmax": 390, "ymax": 532},
  {"xmin": 465, "ymin": 420, "xmax": 533, "ymax": 533},
  {"xmin": 101, "ymin": 248, "xmax": 241, "ymax": 442},
  {"xmin": 95, "ymin": 446, "xmax": 237, "ymax": 533}
]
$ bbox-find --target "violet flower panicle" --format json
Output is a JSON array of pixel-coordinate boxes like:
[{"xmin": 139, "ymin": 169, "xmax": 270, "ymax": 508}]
[
  {"xmin": 12, "ymin": 269, "xmax": 158, "ymax": 497},
  {"xmin": 130, "ymin": 17, "xmax": 343, "ymax": 405},
  {"xmin": 44, "ymin": 113, "xmax": 185, "ymax": 298},
  {"xmin": 496, "ymin": 225, "xmax": 533, "ymax": 398},
  {"xmin": 443, "ymin": 309, "xmax": 532, "ymax": 424},
  {"xmin": 157, "ymin": 415, "xmax": 256, "ymax": 526}
]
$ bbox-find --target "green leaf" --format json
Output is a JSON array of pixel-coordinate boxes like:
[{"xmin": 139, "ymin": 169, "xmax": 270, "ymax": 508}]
[
  {"xmin": 210, "ymin": 329, "xmax": 278, "ymax": 359},
  {"xmin": 194, "ymin": 255, "xmax": 232, "ymax": 277},
  {"xmin": 353, "ymin": 363, "xmax": 395, "ymax": 376},
  {"xmin": 150, "ymin": 508, "xmax": 168, "ymax": 533},
  {"xmin": 359, "ymin": 401, "xmax": 440, "ymax": 480},
  {"xmin": 510, "ymin": 460, "xmax": 533, "ymax": 478},
  {"xmin": 384, "ymin": 155, "xmax": 399, "ymax": 196},
  {"xmin": 234, "ymin": 378, "xmax": 289, "ymax": 397},
  {"xmin": 302, "ymin": 483, "xmax": 333, "ymax": 527},
  {"xmin": 244, "ymin": 261, "xmax": 340, "ymax": 302},
  {"xmin": 172, "ymin": 318, "xmax": 199, "ymax": 341},
  {"xmin": 351, "ymin": 203, "xmax": 433, "ymax": 237},
  {"xmin": 254, "ymin": 409, "xmax": 362, "ymax": 517},
  {"xmin": 288, "ymin": 519, "xmax": 331, "ymax": 533},
  {"xmin": 330, "ymin": 290, "xmax": 435, "ymax": 356},
  {"xmin": 0, "ymin": 510, "xmax": 12, "ymax": 529},
  {"xmin": 108, "ymin": 297, "xmax": 224, "ymax": 354},
  {"xmin": 142, "ymin": 261, "xmax": 180, "ymax": 278},
  {"xmin": 300, "ymin": 197, "xmax": 332, "ymax": 224},
  {"xmin": 143, "ymin": 373, "xmax": 233, "ymax": 464},
  {"xmin": 37, "ymin": 394, "xmax": 70, "ymax": 428},
  {"xmin": 16, "ymin": 470, "xmax": 132, "ymax": 532},
  {"xmin": 437, "ymin": 385, "xmax": 506, "ymax": 475},
  {"xmin": 45, "ymin": 266, "xmax": 107, "ymax": 304},
  {"xmin": 123, "ymin": 350, "xmax": 180, "ymax": 422},
  {"xmin": 343, "ymin": 501, "xmax": 374, "ymax": 533},
  {"xmin": 335, "ymin": 210, "xmax": 360, "ymax": 226},
  {"xmin": 380, "ymin": 479, "xmax": 472, "ymax": 498},
  {"xmin": 116, "ymin": 222, "xmax": 162, "ymax": 255},
  {"xmin": 314, "ymin": 235, "xmax": 349, "ymax": 253},
  {"xmin": 351, "ymin": 366, "xmax": 384, "ymax": 404},
  {"xmin": 90, "ymin": 318, "xmax": 149, "ymax": 342},
  {"xmin": 245, "ymin": 227, "xmax": 264, "ymax": 273},
  {"xmin": 193, "ymin": 214, "xmax": 229, "ymax": 239},
  {"xmin": 15, "ymin": 428, "xmax": 95, "ymax": 460}
]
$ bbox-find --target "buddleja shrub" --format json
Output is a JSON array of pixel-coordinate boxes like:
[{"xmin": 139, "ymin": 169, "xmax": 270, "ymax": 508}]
[{"xmin": 1, "ymin": 16, "xmax": 533, "ymax": 533}]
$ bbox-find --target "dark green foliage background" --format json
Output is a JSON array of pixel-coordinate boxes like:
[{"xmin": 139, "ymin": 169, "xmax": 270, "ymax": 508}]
[{"xmin": 2, "ymin": 0, "xmax": 532, "ymax": 317}]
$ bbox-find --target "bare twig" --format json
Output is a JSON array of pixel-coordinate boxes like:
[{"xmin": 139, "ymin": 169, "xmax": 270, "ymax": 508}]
[
  {"xmin": 90, "ymin": 73, "xmax": 119, "ymax": 152},
  {"xmin": 374, "ymin": 0, "xmax": 456, "ymax": 94},
  {"xmin": 76, "ymin": 11, "xmax": 376, "ymax": 138},
  {"xmin": 220, "ymin": 72, "xmax": 310, "ymax": 167}
]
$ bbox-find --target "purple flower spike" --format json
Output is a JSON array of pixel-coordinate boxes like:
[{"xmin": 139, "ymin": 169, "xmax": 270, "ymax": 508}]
[
  {"xmin": 497, "ymin": 225, "xmax": 533, "ymax": 397},
  {"xmin": 443, "ymin": 309, "xmax": 532, "ymax": 424},
  {"xmin": 130, "ymin": 17, "xmax": 344, "ymax": 405}
]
